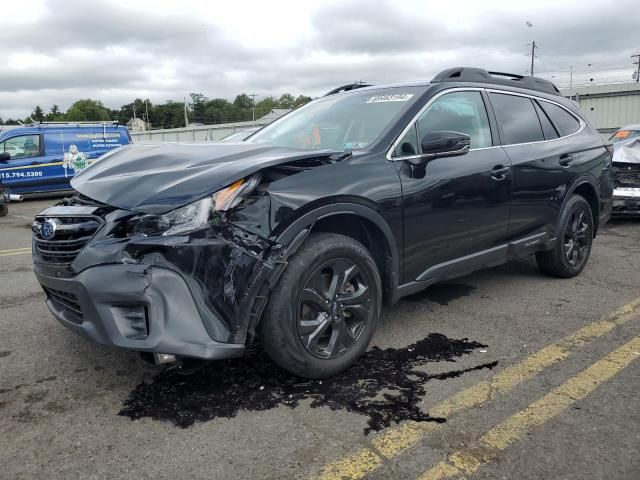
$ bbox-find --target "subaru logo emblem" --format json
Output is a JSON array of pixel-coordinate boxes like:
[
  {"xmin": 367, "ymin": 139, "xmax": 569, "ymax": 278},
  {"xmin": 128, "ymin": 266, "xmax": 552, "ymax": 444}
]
[{"xmin": 41, "ymin": 219, "xmax": 57, "ymax": 240}]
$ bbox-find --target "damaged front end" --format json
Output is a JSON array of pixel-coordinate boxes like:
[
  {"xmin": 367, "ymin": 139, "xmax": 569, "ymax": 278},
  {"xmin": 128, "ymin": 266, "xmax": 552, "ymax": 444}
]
[
  {"xmin": 32, "ymin": 199, "xmax": 280, "ymax": 363},
  {"xmin": 612, "ymin": 163, "xmax": 640, "ymax": 215},
  {"xmin": 32, "ymin": 190, "xmax": 294, "ymax": 363},
  {"xmin": 612, "ymin": 138, "xmax": 640, "ymax": 215},
  {"xmin": 32, "ymin": 142, "xmax": 349, "ymax": 363}
]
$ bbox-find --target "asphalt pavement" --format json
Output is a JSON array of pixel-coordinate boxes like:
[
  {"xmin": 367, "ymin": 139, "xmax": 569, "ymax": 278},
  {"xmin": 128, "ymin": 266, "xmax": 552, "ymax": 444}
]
[{"xmin": 1, "ymin": 198, "xmax": 639, "ymax": 480}]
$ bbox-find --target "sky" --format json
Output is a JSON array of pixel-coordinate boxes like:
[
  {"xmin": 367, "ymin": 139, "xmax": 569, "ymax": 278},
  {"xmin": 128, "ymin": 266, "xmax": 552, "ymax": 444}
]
[{"xmin": 0, "ymin": 0, "xmax": 637, "ymax": 120}]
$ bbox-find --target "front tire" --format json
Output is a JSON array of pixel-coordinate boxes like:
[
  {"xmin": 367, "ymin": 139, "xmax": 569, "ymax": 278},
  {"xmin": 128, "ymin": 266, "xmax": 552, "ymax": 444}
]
[
  {"xmin": 536, "ymin": 194, "xmax": 594, "ymax": 278},
  {"xmin": 259, "ymin": 233, "xmax": 381, "ymax": 378},
  {"xmin": 0, "ymin": 204, "xmax": 7, "ymax": 217}
]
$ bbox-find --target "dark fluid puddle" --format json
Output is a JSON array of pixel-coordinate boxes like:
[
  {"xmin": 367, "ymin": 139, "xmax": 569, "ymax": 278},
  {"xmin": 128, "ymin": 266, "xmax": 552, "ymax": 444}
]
[
  {"xmin": 404, "ymin": 283, "xmax": 476, "ymax": 305},
  {"xmin": 119, "ymin": 333, "xmax": 496, "ymax": 434}
]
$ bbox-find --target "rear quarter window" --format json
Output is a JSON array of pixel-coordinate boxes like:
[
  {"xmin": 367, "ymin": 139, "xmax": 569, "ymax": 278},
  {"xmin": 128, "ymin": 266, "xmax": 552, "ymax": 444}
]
[
  {"xmin": 489, "ymin": 93, "xmax": 544, "ymax": 145},
  {"xmin": 539, "ymin": 101, "xmax": 581, "ymax": 137},
  {"xmin": 533, "ymin": 101, "xmax": 558, "ymax": 140}
]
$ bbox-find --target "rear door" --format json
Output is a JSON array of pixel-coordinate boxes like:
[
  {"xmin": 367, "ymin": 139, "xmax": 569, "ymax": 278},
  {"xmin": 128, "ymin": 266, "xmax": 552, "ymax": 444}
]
[
  {"xmin": 488, "ymin": 91, "xmax": 588, "ymax": 241},
  {"xmin": 394, "ymin": 89, "xmax": 513, "ymax": 283}
]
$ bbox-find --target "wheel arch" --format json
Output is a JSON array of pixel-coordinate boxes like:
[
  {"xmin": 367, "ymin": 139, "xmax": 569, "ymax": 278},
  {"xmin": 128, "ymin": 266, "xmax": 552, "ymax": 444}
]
[
  {"xmin": 275, "ymin": 203, "xmax": 400, "ymax": 304},
  {"xmin": 565, "ymin": 177, "xmax": 600, "ymax": 237}
]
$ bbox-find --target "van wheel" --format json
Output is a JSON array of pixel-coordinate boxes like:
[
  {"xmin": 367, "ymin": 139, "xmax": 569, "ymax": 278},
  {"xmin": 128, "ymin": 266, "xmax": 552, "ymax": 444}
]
[
  {"xmin": 536, "ymin": 194, "xmax": 593, "ymax": 278},
  {"xmin": 0, "ymin": 204, "xmax": 7, "ymax": 217},
  {"xmin": 259, "ymin": 233, "xmax": 381, "ymax": 378}
]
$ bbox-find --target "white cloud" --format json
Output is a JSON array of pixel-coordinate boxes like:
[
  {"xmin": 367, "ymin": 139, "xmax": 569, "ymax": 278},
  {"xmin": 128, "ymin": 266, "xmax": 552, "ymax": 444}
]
[{"xmin": 0, "ymin": 0, "xmax": 636, "ymax": 120}]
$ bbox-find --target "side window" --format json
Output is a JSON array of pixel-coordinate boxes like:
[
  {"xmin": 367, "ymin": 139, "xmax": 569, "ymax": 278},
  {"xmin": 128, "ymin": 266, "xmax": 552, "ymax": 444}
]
[
  {"xmin": 394, "ymin": 124, "xmax": 419, "ymax": 157},
  {"xmin": 489, "ymin": 93, "xmax": 544, "ymax": 144},
  {"xmin": 533, "ymin": 101, "xmax": 558, "ymax": 140},
  {"xmin": 416, "ymin": 91, "xmax": 492, "ymax": 149},
  {"xmin": 1, "ymin": 135, "xmax": 41, "ymax": 159},
  {"xmin": 539, "ymin": 101, "xmax": 581, "ymax": 137}
]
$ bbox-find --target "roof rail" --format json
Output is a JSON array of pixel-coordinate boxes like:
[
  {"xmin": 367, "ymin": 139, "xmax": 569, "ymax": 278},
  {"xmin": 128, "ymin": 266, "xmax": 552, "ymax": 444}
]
[
  {"xmin": 26, "ymin": 120, "xmax": 120, "ymax": 128},
  {"xmin": 324, "ymin": 82, "xmax": 372, "ymax": 96},
  {"xmin": 431, "ymin": 67, "xmax": 560, "ymax": 96}
]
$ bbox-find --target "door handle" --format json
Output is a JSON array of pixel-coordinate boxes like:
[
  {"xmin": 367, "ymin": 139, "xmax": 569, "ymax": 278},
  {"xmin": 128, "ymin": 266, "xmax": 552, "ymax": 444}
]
[
  {"xmin": 490, "ymin": 165, "xmax": 510, "ymax": 180},
  {"xmin": 559, "ymin": 154, "xmax": 574, "ymax": 167}
]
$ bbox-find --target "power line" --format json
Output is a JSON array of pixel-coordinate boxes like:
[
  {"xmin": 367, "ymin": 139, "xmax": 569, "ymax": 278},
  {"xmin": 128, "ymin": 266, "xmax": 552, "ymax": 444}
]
[{"xmin": 535, "ymin": 65, "xmax": 631, "ymax": 75}]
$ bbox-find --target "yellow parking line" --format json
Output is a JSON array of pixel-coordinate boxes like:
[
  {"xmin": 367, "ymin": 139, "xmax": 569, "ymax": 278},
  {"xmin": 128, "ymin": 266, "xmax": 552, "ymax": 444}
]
[
  {"xmin": 419, "ymin": 335, "xmax": 640, "ymax": 480},
  {"xmin": 0, "ymin": 247, "xmax": 32, "ymax": 253},
  {"xmin": 313, "ymin": 298, "xmax": 640, "ymax": 480},
  {"xmin": 0, "ymin": 247, "xmax": 31, "ymax": 257}
]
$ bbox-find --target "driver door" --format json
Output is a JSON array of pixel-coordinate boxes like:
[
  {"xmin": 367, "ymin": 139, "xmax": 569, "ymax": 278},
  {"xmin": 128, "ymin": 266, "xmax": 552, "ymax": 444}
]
[
  {"xmin": 0, "ymin": 134, "xmax": 45, "ymax": 193},
  {"xmin": 393, "ymin": 89, "xmax": 513, "ymax": 283}
]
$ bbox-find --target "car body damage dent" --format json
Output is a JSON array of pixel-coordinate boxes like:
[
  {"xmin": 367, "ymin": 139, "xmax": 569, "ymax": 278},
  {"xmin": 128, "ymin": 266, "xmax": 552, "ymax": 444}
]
[
  {"xmin": 122, "ymin": 222, "xmax": 280, "ymax": 344},
  {"xmin": 71, "ymin": 142, "xmax": 350, "ymax": 214},
  {"xmin": 612, "ymin": 161, "xmax": 640, "ymax": 215},
  {"xmin": 35, "ymin": 150, "xmax": 349, "ymax": 358}
]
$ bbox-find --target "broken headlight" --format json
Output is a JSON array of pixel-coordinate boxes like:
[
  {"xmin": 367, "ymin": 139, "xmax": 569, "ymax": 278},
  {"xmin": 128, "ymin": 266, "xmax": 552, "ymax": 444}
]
[{"xmin": 128, "ymin": 174, "xmax": 261, "ymax": 237}]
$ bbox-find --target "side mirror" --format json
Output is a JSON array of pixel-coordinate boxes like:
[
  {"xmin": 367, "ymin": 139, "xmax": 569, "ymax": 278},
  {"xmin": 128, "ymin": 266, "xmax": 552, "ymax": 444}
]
[
  {"xmin": 0, "ymin": 152, "xmax": 10, "ymax": 162},
  {"xmin": 420, "ymin": 131, "xmax": 470, "ymax": 159}
]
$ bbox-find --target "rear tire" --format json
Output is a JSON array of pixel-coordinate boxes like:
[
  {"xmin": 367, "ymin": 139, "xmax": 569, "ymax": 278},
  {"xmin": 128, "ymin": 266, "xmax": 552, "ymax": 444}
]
[
  {"xmin": 536, "ymin": 194, "xmax": 593, "ymax": 278},
  {"xmin": 0, "ymin": 204, "xmax": 7, "ymax": 217},
  {"xmin": 259, "ymin": 233, "xmax": 381, "ymax": 378}
]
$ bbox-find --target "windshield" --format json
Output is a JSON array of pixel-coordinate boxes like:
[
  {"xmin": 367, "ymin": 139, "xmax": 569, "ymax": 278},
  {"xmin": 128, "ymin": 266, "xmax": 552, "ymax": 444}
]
[
  {"xmin": 247, "ymin": 86, "xmax": 424, "ymax": 150},
  {"xmin": 609, "ymin": 129, "xmax": 640, "ymax": 143}
]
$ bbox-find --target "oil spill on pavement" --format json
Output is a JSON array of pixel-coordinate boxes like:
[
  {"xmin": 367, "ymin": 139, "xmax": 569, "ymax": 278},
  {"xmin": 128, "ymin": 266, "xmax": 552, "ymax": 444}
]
[
  {"xmin": 0, "ymin": 351, "xmax": 11, "ymax": 358},
  {"xmin": 404, "ymin": 283, "xmax": 476, "ymax": 305},
  {"xmin": 119, "ymin": 333, "xmax": 497, "ymax": 433}
]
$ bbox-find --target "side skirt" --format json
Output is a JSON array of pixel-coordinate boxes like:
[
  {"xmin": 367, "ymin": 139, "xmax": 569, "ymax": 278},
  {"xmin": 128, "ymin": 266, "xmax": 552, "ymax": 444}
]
[{"xmin": 392, "ymin": 232, "xmax": 554, "ymax": 303}]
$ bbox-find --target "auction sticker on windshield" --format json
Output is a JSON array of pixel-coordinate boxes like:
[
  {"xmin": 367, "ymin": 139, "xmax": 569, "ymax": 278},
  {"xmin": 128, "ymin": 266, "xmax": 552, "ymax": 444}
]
[{"xmin": 366, "ymin": 94, "xmax": 414, "ymax": 103}]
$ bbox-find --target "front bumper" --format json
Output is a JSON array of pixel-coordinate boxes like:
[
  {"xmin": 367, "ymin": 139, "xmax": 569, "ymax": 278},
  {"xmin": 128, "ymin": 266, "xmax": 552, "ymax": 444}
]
[
  {"xmin": 612, "ymin": 188, "xmax": 640, "ymax": 215},
  {"xmin": 34, "ymin": 262, "xmax": 245, "ymax": 360}
]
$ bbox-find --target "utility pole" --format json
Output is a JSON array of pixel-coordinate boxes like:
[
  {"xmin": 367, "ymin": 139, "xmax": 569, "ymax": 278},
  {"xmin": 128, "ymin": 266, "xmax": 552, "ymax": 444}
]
[
  {"xmin": 184, "ymin": 96, "xmax": 189, "ymax": 128},
  {"xmin": 529, "ymin": 41, "xmax": 537, "ymax": 76},
  {"xmin": 145, "ymin": 100, "xmax": 150, "ymax": 130},
  {"xmin": 249, "ymin": 94, "xmax": 257, "ymax": 122},
  {"xmin": 569, "ymin": 66, "xmax": 573, "ymax": 100},
  {"xmin": 632, "ymin": 54, "xmax": 640, "ymax": 82}
]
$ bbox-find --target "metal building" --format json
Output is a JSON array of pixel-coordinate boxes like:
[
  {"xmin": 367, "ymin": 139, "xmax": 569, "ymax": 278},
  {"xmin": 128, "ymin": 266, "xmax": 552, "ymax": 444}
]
[{"xmin": 561, "ymin": 82, "xmax": 640, "ymax": 135}]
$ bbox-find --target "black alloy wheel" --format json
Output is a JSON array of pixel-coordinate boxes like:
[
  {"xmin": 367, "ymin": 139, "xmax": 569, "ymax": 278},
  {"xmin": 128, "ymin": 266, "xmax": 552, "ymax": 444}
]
[
  {"xmin": 563, "ymin": 206, "xmax": 591, "ymax": 268},
  {"xmin": 260, "ymin": 233, "xmax": 381, "ymax": 378},
  {"xmin": 536, "ymin": 194, "xmax": 594, "ymax": 278},
  {"xmin": 297, "ymin": 258, "xmax": 371, "ymax": 359}
]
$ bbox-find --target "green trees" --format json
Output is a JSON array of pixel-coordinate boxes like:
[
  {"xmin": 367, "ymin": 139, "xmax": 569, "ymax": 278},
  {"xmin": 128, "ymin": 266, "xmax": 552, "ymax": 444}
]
[
  {"xmin": 31, "ymin": 106, "xmax": 45, "ymax": 122},
  {"xmin": 17, "ymin": 91, "xmax": 313, "ymax": 127},
  {"xmin": 47, "ymin": 105, "xmax": 63, "ymax": 121},
  {"xmin": 65, "ymin": 99, "xmax": 111, "ymax": 121}
]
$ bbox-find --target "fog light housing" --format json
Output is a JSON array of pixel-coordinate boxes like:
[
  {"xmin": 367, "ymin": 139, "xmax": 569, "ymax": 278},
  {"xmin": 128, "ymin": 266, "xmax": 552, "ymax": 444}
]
[{"xmin": 111, "ymin": 305, "xmax": 148, "ymax": 339}]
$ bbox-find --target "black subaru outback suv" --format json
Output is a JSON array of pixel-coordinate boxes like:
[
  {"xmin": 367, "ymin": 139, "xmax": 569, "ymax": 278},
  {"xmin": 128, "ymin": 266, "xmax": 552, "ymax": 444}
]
[{"xmin": 33, "ymin": 68, "xmax": 613, "ymax": 378}]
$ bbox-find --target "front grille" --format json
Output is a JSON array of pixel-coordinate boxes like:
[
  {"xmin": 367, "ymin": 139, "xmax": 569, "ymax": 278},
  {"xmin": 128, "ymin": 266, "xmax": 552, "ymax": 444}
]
[
  {"xmin": 33, "ymin": 216, "xmax": 102, "ymax": 265},
  {"xmin": 45, "ymin": 287, "xmax": 83, "ymax": 320}
]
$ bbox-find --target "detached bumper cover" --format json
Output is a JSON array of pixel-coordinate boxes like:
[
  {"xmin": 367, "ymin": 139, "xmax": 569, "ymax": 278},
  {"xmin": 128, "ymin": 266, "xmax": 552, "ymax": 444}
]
[{"xmin": 34, "ymin": 262, "xmax": 245, "ymax": 360}]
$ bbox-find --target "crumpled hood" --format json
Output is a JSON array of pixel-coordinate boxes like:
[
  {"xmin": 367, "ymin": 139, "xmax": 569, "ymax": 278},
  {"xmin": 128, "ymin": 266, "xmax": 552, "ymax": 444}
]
[{"xmin": 71, "ymin": 143, "xmax": 343, "ymax": 214}]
